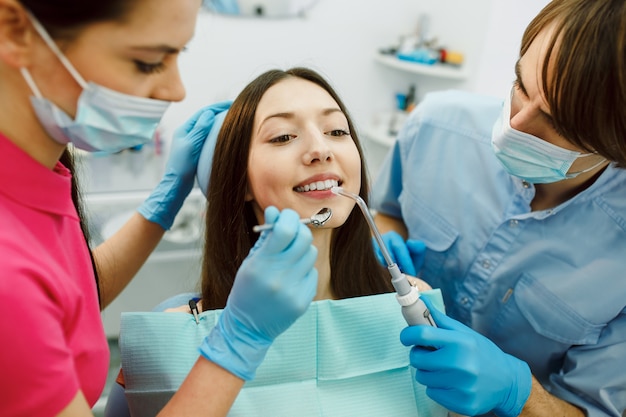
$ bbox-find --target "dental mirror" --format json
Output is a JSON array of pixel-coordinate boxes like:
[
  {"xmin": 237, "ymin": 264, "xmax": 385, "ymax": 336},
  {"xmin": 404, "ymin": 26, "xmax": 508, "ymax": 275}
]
[
  {"xmin": 253, "ymin": 207, "xmax": 332, "ymax": 232},
  {"xmin": 307, "ymin": 207, "xmax": 332, "ymax": 227}
]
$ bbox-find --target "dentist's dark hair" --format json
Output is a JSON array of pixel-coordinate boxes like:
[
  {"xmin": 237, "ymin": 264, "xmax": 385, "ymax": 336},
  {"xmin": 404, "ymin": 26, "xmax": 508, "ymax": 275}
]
[
  {"xmin": 16, "ymin": 0, "xmax": 136, "ymax": 306},
  {"xmin": 521, "ymin": 0, "xmax": 626, "ymax": 167},
  {"xmin": 201, "ymin": 67, "xmax": 393, "ymax": 309},
  {"xmin": 18, "ymin": 1, "xmax": 131, "ymax": 39}
]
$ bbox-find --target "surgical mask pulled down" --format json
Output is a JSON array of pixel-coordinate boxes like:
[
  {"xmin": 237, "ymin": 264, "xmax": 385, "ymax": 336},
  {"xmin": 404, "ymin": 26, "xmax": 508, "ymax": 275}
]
[
  {"xmin": 491, "ymin": 89, "xmax": 606, "ymax": 184},
  {"xmin": 20, "ymin": 13, "xmax": 170, "ymax": 154}
]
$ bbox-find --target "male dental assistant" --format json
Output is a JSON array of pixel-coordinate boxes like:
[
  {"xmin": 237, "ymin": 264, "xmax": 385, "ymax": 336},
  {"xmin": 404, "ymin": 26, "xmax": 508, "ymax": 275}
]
[{"xmin": 372, "ymin": 1, "xmax": 626, "ymax": 416}]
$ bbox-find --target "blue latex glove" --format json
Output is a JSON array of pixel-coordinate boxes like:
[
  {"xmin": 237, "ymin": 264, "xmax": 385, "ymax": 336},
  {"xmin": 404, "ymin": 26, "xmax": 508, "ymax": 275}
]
[
  {"xmin": 199, "ymin": 207, "xmax": 318, "ymax": 380},
  {"xmin": 400, "ymin": 296, "xmax": 532, "ymax": 417},
  {"xmin": 373, "ymin": 230, "xmax": 426, "ymax": 276},
  {"xmin": 137, "ymin": 101, "xmax": 232, "ymax": 229},
  {"xmin": 195, "ymin": 110, "xmax": 228, "ymax": 197}
]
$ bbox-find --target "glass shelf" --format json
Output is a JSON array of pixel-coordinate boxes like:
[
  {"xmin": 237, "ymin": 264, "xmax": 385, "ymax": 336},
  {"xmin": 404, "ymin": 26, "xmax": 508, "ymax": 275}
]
[{"xmin": 374, "ymin": 53, "xmax": 468, "ymax": 81}]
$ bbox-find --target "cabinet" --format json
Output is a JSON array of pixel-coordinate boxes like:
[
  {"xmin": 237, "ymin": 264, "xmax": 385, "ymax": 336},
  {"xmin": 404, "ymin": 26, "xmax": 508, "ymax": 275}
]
[{"xmin": 88, "ymin": 189, "xmax": 205, "ymax": 338}]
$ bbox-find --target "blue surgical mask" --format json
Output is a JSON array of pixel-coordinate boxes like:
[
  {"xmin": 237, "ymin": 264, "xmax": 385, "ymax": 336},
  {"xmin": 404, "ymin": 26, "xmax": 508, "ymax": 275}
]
[
  {"xmin": 491, "ymin": 89, "xmax": 605, "ymax": 184},
  {"xmin": 21, "ymin": 13, "xmax": 170, "ymax": 154}
]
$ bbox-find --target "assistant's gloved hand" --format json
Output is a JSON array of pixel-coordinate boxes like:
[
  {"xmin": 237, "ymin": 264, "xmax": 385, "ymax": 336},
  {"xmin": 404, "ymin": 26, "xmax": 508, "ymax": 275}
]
[
  {"xmin": 137, "ymin": 101, "xmax": 231, "ymax": 229},
  {"xmin": 373, "ymin": 231, "xmax": 426, "ymax": 276},
  {"xmin": 199, "ymin": 206, "xmax": 318, "ymax": 380},
  {"xmin": 400, "ymin": 296, "xmax": 532, "ymax": 417}
]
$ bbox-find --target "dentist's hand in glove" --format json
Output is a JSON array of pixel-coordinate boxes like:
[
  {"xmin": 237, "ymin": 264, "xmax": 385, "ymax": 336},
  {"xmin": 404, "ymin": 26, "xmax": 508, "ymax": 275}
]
[
  {"xmin": 199, "ymin": 207, "xmax": 318, "ymax": 380},
  {"xmin": 400, "ymin": 296, "xmax": 532, "ymax": 417},
  {"xmin": 138, "ymin": 101, "xmax": 232, "ymax": 230},
  {"xmin": 373, "ymin": 231, "xmax": 426, "ymax": 276}
]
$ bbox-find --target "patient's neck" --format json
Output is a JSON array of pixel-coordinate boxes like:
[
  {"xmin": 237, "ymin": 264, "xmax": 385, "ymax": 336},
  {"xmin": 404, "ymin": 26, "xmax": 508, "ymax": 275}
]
[{"xmin": 313, "ymin": 230, "xmax": 334, "ymax": 300}]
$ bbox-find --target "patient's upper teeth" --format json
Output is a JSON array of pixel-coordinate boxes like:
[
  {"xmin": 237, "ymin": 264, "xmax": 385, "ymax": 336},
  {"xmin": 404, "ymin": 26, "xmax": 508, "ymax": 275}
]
[{"xmin": 295, "ymin": 179, "xmax": 339, "ymax": 192}]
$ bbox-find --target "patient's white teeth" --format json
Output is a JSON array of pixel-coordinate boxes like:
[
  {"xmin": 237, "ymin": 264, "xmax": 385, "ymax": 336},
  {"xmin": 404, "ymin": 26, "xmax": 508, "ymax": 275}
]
[{"xmin": 296, "ymin": 179, "xmax": 339, "ymax": 192}]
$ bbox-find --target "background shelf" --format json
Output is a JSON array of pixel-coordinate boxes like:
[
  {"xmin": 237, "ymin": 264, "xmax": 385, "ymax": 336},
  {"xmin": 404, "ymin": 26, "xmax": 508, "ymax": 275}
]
[{"xmin": 374, "ymin": 53, "xmax": 468, "ymax": 81}]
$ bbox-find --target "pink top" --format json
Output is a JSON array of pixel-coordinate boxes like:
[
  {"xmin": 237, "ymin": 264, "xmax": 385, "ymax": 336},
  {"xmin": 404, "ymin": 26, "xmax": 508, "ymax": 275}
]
[{"xmin": 0, "ymin": 134, "xmax": 109, "ymax": 416}]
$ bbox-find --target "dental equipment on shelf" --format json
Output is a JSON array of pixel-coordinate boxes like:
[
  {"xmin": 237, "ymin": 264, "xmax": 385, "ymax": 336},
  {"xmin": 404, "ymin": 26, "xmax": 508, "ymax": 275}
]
[{"xmin": 331, "ymin": 187, "xmax": 436, "ymax": 327}]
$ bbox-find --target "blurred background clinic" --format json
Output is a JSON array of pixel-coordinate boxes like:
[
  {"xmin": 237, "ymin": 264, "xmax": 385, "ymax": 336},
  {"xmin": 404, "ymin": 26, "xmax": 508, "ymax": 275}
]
[{"xmin": 84, "ymin": 1, "xmax": 550, "ymax": 413}]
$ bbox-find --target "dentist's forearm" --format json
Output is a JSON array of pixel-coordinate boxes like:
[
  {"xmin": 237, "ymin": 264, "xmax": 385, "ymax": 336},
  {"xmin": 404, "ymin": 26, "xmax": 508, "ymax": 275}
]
[
  {"xmin": 157, "ymin": 357, "xmax": 244, "ymax": 417},
  {"xmin": 520, "ymin": 376, "xmax": 584, "ymax": 417},
  {"xmin": 93, "ymin": 212, "xmax": 165, "ymax": 308}
]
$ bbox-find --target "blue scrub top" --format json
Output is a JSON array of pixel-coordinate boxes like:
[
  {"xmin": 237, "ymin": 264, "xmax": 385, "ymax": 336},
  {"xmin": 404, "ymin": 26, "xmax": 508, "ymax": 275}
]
[{"xmin": 372, "ymin": 90, "xmax": 626, "ymax": 417}]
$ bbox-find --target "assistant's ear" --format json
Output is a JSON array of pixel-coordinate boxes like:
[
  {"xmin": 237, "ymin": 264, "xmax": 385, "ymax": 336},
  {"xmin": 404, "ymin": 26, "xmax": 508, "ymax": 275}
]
[{"xmin": 0, "ymin": 0, "xmax": 34, "ymax": 68}]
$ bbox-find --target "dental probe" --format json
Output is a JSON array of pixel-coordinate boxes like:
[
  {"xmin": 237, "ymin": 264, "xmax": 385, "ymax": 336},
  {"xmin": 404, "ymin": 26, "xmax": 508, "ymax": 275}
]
[{"xmin": 331, "ymin": 187, "xmax": 436, "ymax": 327}]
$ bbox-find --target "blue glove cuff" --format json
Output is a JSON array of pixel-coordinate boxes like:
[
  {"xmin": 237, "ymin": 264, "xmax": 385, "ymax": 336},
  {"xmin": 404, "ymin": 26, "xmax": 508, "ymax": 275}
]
[
  {"xmin": 139, "ymin": 101, "xmax": 231, "ymax": 230},
  {"xmin": 198, "ymin": 310, "xmax": 272, "ymax": 381},
  {"xmin": 137, "ymin": 173, "xmax": 184, "ymax": 230},
  {"xmin": 495, "ymin": 357, "xmax": 532, "ymax": 417}
]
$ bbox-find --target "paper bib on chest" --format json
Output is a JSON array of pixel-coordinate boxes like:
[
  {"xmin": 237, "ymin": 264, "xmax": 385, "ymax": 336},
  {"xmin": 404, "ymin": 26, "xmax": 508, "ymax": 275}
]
[{"xmin": 119, "ymin": 290, "xmax": 447, "ymax": 417}]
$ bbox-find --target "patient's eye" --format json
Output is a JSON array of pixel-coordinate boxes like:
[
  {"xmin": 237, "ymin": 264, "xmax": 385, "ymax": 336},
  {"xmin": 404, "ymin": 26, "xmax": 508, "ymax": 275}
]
[
  {"xmin": 269, "ymin": 134, "xmax": 295, "ymax": 144},
  {"xmin": 328, "ymin": 129, "xmax": 350, "ymax": 137}
]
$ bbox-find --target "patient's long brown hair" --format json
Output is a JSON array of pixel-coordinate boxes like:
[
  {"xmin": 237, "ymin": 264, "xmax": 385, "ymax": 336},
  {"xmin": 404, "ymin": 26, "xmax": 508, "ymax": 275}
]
[{"xmin": 201, "ymin": 68, "xmax": 392, "ymax": 309}]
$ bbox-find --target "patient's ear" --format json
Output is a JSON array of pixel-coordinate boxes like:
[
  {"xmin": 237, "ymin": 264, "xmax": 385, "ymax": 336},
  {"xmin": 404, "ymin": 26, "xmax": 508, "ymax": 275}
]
[
  {"xmin": 0, "ymin": 0, "xmax": 34, "ymax": 68},
  {"xmin": 244, "ymin": 187, "xmax": 254, "ymax": 202}
]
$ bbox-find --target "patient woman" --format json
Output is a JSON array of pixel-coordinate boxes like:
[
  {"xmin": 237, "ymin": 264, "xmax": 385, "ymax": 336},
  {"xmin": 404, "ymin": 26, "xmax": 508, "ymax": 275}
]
[
  {"xmin": 201, "ymin": 67, "xmax": 432, "ymax": 309},
  {"xmin": 108, "ymin": 67, "xmax": 441, "ymax": 417},
  {"xmin": 204, "ymin": 67, "xmax": 393, "ymax": 308}
]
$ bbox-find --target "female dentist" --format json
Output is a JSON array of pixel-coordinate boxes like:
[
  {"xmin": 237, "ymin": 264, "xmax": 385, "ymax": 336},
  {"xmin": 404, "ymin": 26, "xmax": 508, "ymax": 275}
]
[{"xmin": 0, "ymin": 1, "xmax": 318, "ymax": 416}]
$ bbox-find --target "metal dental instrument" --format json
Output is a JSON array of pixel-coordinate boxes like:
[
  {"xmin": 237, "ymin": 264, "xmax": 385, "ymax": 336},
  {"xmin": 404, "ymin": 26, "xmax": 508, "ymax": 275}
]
[
  {"xmin": 331, "ymin": 187, "xmax": 436, "ymax": 327},
  {"xmin": 252, "ymin": 207, "xmax": 333, "ymax": 233},
  {"xmin": 188, "ymin": 299, "xmax": 200, "ymax": 325}
]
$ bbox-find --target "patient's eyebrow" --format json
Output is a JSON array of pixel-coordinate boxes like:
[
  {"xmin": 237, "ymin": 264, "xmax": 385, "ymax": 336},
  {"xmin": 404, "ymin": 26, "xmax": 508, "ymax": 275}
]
[
  {"xmin": 258, "ymin": 107, "xmax": 344, "ymax": 129},
  {"xmin": 321, "ymin": 108, "xmax": 343, "ymax": 116}
]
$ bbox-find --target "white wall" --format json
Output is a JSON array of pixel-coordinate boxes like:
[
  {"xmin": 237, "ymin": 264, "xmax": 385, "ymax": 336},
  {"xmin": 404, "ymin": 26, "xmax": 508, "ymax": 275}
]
[
  {"xmin": 473, "ymin": 0, "xmax": 551, "ymax": 98},
  {"xmin": 160, "ymin": 0, "xmax": 493, "ymax": 135}
]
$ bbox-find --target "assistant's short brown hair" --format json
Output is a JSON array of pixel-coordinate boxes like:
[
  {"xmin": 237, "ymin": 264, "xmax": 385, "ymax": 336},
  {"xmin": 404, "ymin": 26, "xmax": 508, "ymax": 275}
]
[{"xmin": 521, "ymin": 0, "xmax": 626, "ymax": 167}]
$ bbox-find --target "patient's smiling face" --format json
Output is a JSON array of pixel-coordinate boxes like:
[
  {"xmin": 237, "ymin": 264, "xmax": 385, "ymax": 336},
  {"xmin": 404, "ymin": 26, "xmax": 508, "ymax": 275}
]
[{"xmin": 246, "ymin": 77, "xmax": 361, "ymax": 229}]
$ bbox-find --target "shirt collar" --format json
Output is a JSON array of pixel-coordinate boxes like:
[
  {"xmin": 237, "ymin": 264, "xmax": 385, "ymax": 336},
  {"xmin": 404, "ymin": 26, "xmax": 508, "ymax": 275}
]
[{"xmin": 0, "ymin": 133, "xmax": 78, "ymax": 218}]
